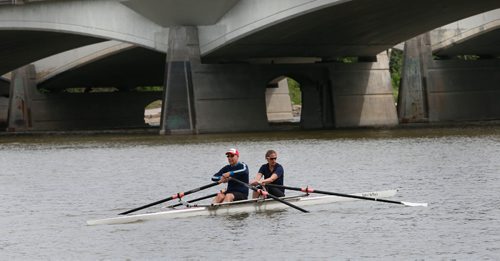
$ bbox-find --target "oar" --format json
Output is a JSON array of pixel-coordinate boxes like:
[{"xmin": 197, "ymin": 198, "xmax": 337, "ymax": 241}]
[
  {"xmin": 229, "ymin": 178, "xmax": 309, "ymax": 213},
  {"xmin": 266, "ymin": 184, "xmax": 428, "ymax": 207},
  {"xmin": 119, "ymin": 182, "xmax": 220, "ymax": 215},
  {"xmin": 167, "ymin": 193, "xmax": 218, "ymax": 208}
]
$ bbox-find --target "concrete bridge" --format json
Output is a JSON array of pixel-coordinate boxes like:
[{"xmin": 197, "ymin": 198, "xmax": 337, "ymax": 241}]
[
  {"xmin": 1, "ymin": 0, "xmax": 500, "ymax": 133},
  {"xmin": 398, "ymin": 8, "xmax": 500, "ymax": 123}
]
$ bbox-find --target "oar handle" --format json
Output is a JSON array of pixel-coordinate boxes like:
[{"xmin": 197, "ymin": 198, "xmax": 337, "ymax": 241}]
[
  {"xmin": 230, "ymin": 178, "xmax": 309, "ymax": 213},
  {"xmin": 119, "ymin": 182, "xmax": 219, "ymax": 215}
]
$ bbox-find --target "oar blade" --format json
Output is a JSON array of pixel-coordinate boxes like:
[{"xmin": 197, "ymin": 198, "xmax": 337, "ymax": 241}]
[{"xmin": 401, "ymin": 201, "xmax": 428, "ymax": 207}]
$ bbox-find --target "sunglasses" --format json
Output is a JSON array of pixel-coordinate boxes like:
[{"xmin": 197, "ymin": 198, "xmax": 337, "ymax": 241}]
[
  {"xmin": 226, "ymin": 154, "xmax": 236, "ymax": 158},
  {"xmin": 268, "ymin": 157, "xmax": 277, "ymax": 160}
]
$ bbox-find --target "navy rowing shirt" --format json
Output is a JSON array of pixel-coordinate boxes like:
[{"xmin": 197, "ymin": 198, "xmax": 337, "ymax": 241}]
[
  {"xmin": 258, "ymin": 162, "xmax": 284, "ymax": 193},
  {"xmin": 212, "ymin": 162, "xmax": 249, "ymax": 197}
]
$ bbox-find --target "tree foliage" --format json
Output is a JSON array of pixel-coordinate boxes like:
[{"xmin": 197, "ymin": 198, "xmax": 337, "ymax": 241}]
[{"xmin": 287, "ymin": 78, "xmax": 302, "ymax": 105}]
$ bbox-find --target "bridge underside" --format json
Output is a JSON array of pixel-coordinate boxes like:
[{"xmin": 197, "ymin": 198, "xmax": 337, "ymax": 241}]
[
  {"xmin": 39, "ymin": 47, "xmax": 166, "ymax": 92},
  {"xmin": 434, "ymin": 28, "xmax": 500, "ymax": 57},
  {"xmin": 202, "ymin": 0, "xmax": 500, "ymax": 62},
  {"xmin": 0, "ymin": 31, "xmax": 104, "ymax": 76}
]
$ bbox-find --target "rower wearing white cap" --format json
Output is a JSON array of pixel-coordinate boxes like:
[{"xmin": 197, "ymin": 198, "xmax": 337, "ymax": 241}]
[{"xmin": 211, "ymin": 148, "xmax": 249, "ymax": 203}]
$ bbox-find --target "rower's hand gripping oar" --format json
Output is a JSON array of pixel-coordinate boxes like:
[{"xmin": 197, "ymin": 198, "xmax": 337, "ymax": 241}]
[
  {"xmin": 266, "ymin": 184, "xmax": 428, "ymax": 207},
  {"xmin": 229, "ymin": 178, "xmax": 309, "ymax": 213},
  {"xmin": 119, "ymin": 182, "xmax": 219, "ymax": 215}
]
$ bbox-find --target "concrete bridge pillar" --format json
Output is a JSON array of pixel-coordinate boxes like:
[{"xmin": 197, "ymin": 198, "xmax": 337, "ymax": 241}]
[
  {"xmin": 160, "ymin": 26, "xmax": 199, "ymax": 134},
  {"xmin": 298, "ymin": 77, "xmax": 334, "ymax": 129},
  {"xmin": 7, "ymin": 65, "xmax": 35, "ymax": 131},
  {"xmin": 399, "ymin": 33, "xmax": 500, "ymax": 123},
  {"xmin": 398, "ymin": 33, "xmax": 431, "ymax": 123}
]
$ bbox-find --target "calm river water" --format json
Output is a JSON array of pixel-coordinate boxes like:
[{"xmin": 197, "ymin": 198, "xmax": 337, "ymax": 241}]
[{"xmin": 1, "ymin": 126, "xmax": 500, "ymax": 260}]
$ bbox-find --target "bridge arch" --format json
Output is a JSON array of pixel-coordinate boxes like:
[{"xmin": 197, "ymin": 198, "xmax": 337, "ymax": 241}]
[
  {"xmin": 432, "ymin": 9, "xmax": 500, "ymax": 56},
  {"xmin": 0, "ymin": 0, "xmax": 168, "ymax": 52},
  {"xmin": 200, "ymin": 0, "xmax": 500, "ymax": 60},
  {"xmin": 262, "ymin": 68, "xmax": 330, "ymax": 130},
  {"xmin": 265, "ymin": 76, "xmax": 301, "ymax": 126}
]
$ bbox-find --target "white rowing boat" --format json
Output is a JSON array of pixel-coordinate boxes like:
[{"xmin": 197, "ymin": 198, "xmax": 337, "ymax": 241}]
[{"xmin": 86, "ymin": 189, "xmax": 398, "ymax": 226}]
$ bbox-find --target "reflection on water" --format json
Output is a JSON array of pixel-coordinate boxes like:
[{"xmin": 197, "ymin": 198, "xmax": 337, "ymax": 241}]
[{"xmin": 1, "ymin": 125, "xmax": 499, "ymax": 260}]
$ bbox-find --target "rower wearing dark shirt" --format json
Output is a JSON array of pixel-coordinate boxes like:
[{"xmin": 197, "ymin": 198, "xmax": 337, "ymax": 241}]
[
  {"xmin": 250, "ymin": 149, "xmax": 285, "ymax": 198},
  {"xmin": 212, "ymin": 148, "xmax": 249, "ymax": 203}
]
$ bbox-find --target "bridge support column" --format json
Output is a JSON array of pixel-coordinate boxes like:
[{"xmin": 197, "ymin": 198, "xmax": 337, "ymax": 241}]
[
  {"xmin": 400, "ymin": 33, "xmax": 500, "ymax": 123},
  {"xmin": 7, "ymin": 65, "xmax": 35, "ymax": 131},
  {"xmin": 0, "ymin": 78, "xmax": 9, "ymax": 129},
  {"xmin": 160, "ymin": 26, "xmax": 198, "ymax": 134},
  {"xmin": 398, "ymin": 33, "xmax": 431, "ymax": 123}
]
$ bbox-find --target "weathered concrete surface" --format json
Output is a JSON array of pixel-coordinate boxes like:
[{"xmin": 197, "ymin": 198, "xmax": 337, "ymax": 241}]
[
  {"xmin": 331, "ymin": 52, "xmax": 398, "ymax": 128},
  {"xmin": 160, "ymin": 26, "xmax": 199, "ymax": 134},
  {"xmin": 3, "ymin": 0, "xmax": 497, "ymax": 133},
  {"xmin": 427, "ymin": 59, "xmax": 500, "ymax": 122},
  {"xmin": 266, "ymin": 78, "xmax": 294, "ymax": 122},
  {"xmin": 399, "ymin": 32, "xmax": 500, "ymax": 124},
  {"xmin": 398, "ymin": 34, "xmax": 431, "ymax": 123},
  {"xmin": 7, "ymin": 65, "xmax": 162, "ymax": 131},
  {"xmin": 7, "ymin": 65, "xmax": 34, "ymax": 131},
  {"xmin": 190, "ymin": 53, "xmax": 397, "ymax": 133},
  {"xmin": 191, "ymin": 63, "xmax": 270, "ymax": 133},
  {"xmin": 37, "ymin": 46, "xmax": 165, "ymax": 92},
  {"xmin": 122, "ymin": 0, "xmax": 239, "ymax": 26},
  {"xmin": 199, "ymin": 0, "xmax": 500, "ymax": 60},
  {"xmin": 33, "ymin": 41, "xmax": 134, "ymax": 84},
  {"xmin": 0, "ymin": 0, "xmax": 168, "ymax": 52},
  {"xmin": 432, "ymin": 8, "xmax": 500, "ymax": 56}
]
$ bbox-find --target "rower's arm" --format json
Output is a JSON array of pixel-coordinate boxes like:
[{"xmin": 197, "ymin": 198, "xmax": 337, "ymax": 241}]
[
  {"xmin": 211, "ymin": 168, "xmax": 225, "ymax": 182},
  {"xmin": 261, "ymin": 173, "xmax": 278, "ymax": 185},
  {"xmin": 250, "ymin": 173, "xmax": 263, "ymax": 185}
]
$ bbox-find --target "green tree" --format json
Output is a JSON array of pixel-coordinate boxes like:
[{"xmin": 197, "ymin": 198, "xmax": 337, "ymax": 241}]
[
  {"xmin": 287, "ymin": 78, "xmax": 301, "ymax": 105},
  {"xmin": 389, "ymin": 49, "xmax": 403, "ymax": 101}
]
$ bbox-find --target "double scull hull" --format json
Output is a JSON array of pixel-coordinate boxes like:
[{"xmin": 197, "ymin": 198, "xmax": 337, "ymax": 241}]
[{"xmin": 87, "ymin": 189, "xmax": 397, "ymax": 226}]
